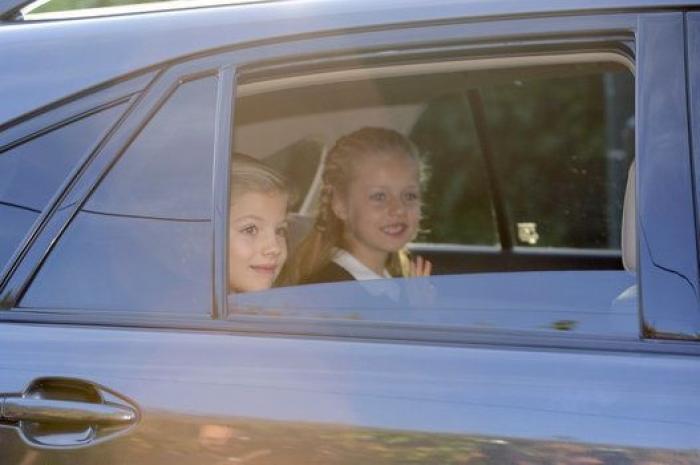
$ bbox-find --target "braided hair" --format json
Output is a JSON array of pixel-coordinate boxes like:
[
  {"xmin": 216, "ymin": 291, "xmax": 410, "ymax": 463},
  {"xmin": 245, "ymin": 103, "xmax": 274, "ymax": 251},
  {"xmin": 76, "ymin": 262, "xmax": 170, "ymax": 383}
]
[{"xmin": 279, "ymin": 127, "xmax": 424, "ymax": 285}]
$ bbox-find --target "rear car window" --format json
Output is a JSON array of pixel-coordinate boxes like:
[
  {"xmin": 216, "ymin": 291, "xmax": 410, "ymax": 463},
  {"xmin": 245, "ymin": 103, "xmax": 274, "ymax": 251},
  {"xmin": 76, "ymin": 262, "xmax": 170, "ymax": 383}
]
[
  {"xmin": 412, "ymin": 65, "xmax": 634, "ymax": 250},
  {"xmin": 230, "ymin": 53, "xmax": 638, "ymax": 338}
]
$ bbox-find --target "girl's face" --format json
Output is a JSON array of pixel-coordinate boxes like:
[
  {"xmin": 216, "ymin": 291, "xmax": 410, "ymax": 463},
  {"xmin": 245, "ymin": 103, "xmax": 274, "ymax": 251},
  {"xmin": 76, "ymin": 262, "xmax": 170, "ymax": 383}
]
[
  {"xmin": 229, "ymin": 191, "xmax": 288, "ymax": 292},
  {"xmin": 332, "ymin": 151, "xmax": 421, "ymax": 269}
]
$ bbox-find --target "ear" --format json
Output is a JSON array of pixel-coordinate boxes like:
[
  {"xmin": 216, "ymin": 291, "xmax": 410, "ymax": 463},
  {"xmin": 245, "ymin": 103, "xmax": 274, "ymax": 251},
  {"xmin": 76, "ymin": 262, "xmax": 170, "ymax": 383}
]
[{"xmin": 331, "ymin": 192, "xmax": 348, "ymax": 221}]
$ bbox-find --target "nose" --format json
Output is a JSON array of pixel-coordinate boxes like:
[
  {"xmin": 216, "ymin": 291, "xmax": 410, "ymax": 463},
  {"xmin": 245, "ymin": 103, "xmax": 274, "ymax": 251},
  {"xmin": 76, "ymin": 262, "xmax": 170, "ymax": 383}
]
[
  {"xmin": 387, "ymin": 195, "xmax": 407, "ymax": 216},
  {"xmin": 261, "ymin": 232, "xmax": 283, "ymax": 257}
]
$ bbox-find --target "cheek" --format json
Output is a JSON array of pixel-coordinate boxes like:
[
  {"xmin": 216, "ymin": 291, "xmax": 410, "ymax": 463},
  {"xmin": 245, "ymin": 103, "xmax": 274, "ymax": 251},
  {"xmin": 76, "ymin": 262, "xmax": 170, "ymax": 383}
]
[
  {"xmin": 348, "ymin": 200, "xmax": 382, "ymax": 225},
  {"xmin": 408, "ymin": 204, "xmax": 422, "ymax": 223},
  {"xmin": 279, "ymin": 237, "xmax": 288, "ymax": 262},
  {"xmin": 228, "ymin": 235, "xmax": 253, "ymax": 265}
]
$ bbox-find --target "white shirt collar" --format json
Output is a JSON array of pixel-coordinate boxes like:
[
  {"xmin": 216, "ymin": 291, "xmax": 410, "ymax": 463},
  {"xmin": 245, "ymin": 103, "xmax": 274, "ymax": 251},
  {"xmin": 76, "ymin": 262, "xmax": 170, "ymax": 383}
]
[{"xmin": 332, "ymin": 248, "xmax": 391, "ymax": 281}]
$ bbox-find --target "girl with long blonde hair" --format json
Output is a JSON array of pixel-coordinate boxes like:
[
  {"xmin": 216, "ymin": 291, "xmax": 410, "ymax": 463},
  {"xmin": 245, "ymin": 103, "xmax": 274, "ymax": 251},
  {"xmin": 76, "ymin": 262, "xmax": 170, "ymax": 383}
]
[{"xmin": 283, "ymin": 127, "xmax": 431, "ymax": 285}]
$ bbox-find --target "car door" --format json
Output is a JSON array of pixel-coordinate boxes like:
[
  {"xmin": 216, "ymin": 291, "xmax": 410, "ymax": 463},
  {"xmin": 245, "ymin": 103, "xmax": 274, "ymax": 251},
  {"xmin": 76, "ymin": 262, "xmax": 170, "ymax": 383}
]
[
  {"xmin": 228, "ymin": 9, "xmax": 700, "ymax": 461},
  {"xmin": 1, "ymin": 4, "xmax": 700, "ymax": 465},
  {"xmin": 0, "ymin": 55, "xmax": 246, "ymax": 463}
]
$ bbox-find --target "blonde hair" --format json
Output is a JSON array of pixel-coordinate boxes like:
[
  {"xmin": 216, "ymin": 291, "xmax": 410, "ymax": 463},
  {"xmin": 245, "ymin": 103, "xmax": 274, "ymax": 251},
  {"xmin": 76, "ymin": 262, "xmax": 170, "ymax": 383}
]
[
  {"xmin": 282, "ymin": 127, "xmax": 424, "ymax": 285},
  {"xmin": 230, "ymin": 153, "xmax": 290, "ymax": 202}
]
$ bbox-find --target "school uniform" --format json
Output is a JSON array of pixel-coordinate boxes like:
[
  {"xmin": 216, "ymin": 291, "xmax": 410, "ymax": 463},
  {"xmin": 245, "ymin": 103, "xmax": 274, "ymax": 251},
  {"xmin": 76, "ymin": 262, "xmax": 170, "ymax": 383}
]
[{"xmin": 303, "ymin": 249, "xmax": 391, "ymax": 284}]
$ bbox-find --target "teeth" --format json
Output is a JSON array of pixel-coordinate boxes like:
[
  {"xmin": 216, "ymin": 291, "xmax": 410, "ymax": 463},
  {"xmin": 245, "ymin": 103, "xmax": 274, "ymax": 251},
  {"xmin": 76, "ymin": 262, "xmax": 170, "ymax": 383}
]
[{"xmin": 382, "ymin": 224, "xmax": 406, "ymax": 234}]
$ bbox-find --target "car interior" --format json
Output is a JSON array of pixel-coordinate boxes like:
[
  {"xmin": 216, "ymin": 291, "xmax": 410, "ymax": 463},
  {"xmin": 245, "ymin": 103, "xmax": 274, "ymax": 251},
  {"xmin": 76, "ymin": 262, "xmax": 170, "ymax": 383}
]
[{"xmin": 233, "ymin": 51, "xmax": 636, "ymax": 278}]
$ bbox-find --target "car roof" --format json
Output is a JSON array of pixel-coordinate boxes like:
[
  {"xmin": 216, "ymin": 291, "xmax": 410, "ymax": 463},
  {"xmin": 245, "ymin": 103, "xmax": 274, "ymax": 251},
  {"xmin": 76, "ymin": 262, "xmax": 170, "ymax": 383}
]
[{"xmin": 0, "ymin": 0, "xmax": 698, "ymax": 126}]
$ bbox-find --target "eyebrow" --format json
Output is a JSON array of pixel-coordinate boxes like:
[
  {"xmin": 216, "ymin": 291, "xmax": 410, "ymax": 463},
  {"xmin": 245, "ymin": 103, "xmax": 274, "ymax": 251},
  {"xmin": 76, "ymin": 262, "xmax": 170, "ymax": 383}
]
[
  {"xmin": 231, "ymin": 215, "xmax": 264, "ymax": 223},
  {"xmin": 231, "ymin": 215, "xmax": 288, "ymax": 225},
  {"xmin": 366, "ymin": 185, "xmax": 420, "ymax": 190}
]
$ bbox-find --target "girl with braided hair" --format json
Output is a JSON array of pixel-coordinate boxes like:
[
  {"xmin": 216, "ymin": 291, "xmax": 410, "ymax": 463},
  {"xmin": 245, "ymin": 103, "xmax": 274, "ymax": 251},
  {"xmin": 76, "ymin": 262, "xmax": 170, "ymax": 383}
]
[{"xmin": 281, "ymin": 127, "xmax": 431, "ymax": 285}]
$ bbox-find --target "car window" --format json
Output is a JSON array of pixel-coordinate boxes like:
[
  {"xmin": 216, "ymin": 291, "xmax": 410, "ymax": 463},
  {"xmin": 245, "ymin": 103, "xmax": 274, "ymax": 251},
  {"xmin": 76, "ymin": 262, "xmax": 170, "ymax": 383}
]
[
  {"xmin": 85, "ymin": 77, "xmax": 216, "ymax": 220},
  {"xmin": 0, "ymin": 103, "xmax": 128, "ymax": 273},
  {"xmin": 411, "ymin": 94, "xmax": 498, "ymax": 246},
  {"xmin": 412, "ymin": 65, "xmax": 634, "ymax": 250},
  {"xmin": 20, "ymin": 76, "xmax": 218, "ymax": 314},
  {"xmin": 230, "ymin": 52, "xmax": 638, "ymax": 338}
]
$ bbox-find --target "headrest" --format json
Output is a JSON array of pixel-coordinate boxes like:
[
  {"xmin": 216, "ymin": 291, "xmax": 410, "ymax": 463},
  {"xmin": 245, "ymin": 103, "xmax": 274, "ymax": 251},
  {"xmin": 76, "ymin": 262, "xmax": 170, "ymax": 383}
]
[
  {"xmin": 621, "ymin": 161, "xmax": 636, "ymax": 272},
  {"xmin": 287, "ymin": 213, "xmax": 314, "ymax": 250}
]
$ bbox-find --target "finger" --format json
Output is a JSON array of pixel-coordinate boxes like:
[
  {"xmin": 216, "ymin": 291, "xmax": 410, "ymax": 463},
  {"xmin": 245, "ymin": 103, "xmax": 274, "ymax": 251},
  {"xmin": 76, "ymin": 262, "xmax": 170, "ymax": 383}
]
[
  {"xmin": 415, "ymin": 256, "xmax": 422, "ymax": 276},
  {"xmin": 417, "ymin": 256, "xmax": 428, "ymax": 276},
  {"xmin": 424, "ymin": 259, "xmax": 432, "ymax": 276}
]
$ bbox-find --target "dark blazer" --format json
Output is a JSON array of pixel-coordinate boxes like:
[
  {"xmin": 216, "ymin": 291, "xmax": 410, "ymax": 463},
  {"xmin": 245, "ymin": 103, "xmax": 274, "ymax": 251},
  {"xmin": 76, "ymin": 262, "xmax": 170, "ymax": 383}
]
[{"xmin": 302, "ymin": 262, "xmax": 354, "ymax": 285}]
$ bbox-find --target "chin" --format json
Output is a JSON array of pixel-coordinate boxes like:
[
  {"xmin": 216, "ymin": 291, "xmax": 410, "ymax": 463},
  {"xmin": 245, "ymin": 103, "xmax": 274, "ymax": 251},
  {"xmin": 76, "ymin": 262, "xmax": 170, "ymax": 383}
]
[
  {"xmin": 379, "ymin": 238, "xmax": 410, "ymax": 251},
  {"xmin": 231, "ymin": 279, "xmax": 273, "ymax": 293}
]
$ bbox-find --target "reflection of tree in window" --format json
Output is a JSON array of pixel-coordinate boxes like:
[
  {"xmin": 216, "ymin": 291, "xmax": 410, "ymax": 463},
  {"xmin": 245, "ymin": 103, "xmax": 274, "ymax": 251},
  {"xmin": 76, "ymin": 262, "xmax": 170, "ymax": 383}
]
[
  {"xmin": 411, "ymin": 67, "xmax": 634, "ymax": 250},
  {"xmin": 411, "ymin": 95, "xmax": 498, "ymax": 246},
  {"xmin": 481, "ymin": 70, "xmax": 633, "ymax": 249}
]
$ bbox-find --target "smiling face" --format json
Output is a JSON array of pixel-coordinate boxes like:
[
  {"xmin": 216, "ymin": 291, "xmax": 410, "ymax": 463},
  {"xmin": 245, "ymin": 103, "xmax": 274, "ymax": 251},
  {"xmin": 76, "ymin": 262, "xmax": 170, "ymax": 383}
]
[
  {"xmin": 332, "ymin": 151, "xmax": 421, "ymax": 274},
  {"xmin": 229, "ymin": 191, "xmax": 288, "ymax": 293}
]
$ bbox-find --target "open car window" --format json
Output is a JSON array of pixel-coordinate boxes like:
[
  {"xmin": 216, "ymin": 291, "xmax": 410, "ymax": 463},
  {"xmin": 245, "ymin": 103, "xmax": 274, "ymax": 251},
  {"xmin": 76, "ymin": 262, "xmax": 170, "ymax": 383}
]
[{"xmin": 229, "ymin": 51, "xmax": 636, "ymax": 338}]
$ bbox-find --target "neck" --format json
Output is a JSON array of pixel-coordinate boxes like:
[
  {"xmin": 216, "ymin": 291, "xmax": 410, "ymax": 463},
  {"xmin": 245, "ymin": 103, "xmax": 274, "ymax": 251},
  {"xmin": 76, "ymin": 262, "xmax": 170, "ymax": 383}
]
[{"xmin": 341, "ymin": 238, "xmax": 387, "ymax": 276}]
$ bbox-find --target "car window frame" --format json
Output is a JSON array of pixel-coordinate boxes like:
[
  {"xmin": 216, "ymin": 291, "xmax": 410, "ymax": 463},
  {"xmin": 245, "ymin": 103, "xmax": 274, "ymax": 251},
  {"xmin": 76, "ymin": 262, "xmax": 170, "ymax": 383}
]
[
  {"xmin": 0, "ymin": 55, "xmax": 235, "ymax": 320},
  {"xmin": 227, "ymin": 11, "xmax": 698, "ymax": 343},
  {"xmin": 0, "ymin": 71, "xmax": 158, "ymax": 295},
  {"xmin": 635, "ymin": 12, "xmax": 700, "ymax": 339}
]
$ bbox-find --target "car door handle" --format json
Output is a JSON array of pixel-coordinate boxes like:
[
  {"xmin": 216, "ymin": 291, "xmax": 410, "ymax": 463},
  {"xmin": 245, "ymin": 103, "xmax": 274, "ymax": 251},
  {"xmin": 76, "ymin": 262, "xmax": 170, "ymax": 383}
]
[
  {"xmin": 0, "ymin": 377, "xmax": 140, "ymax": 448},
  {"xmin": 1, "ymin": 397, "xmax": 137, "ymax": 425}
]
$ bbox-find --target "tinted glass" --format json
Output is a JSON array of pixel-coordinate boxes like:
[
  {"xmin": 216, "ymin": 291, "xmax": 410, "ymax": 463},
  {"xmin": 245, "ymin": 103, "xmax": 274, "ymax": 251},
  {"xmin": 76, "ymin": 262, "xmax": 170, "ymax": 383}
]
[
  {"xmin": 0, "ymin": 104, "xmax": 127, "ymax": 270},
  {"xmin": 22, "ymin": 77, "xmax": 218, "ymax": 314},
  {"xmin": 482, "ymin": 70, "xmax": 634, "ymax": 249},
  {"xmin": 232, "ymin": 271, "xmax": 638, "ymax": 337},
  {"xmin": 412, "ymin": 96, "xmax": 498, "ymax": 246},
  {"xmin": 411, "ymin": 65, "xmax": 634, "ymax": 249},
  {"xmin": 22, "ymin": 213, "xmax": 212, "ymax": 312},
  {"xmin": 86, "ymin": 77, "xmax": 217, "ymax": 220},
  {"xmin": 0, "ymin": 206, "xmax": 37, "ymax": 269}
]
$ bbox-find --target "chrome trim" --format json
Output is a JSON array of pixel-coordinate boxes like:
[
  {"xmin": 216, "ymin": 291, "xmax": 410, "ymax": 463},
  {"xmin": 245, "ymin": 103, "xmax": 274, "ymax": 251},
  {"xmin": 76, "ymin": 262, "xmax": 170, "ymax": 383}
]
[{"xmin": 3, "ymin": 398, "xmax": 136, "ymax": 425}]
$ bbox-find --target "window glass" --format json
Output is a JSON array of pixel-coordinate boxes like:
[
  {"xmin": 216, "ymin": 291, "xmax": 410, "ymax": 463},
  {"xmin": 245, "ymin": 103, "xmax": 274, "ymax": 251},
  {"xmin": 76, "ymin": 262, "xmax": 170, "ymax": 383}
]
[
  {"xmin": 411, "ymin": 95, "xmax": 498, "ymax": 246},
  {"xmin": 264, "ymin": 138, "xmax": 324, "ymax": 212},
  {"xmin": 230, "ymin": 56, "xmax": 637, "ymax": 338},
  {"xmin": 233, "ymin": 271, "xmax": 637, "ymax": 337},
  {"xmin": 0, "ymin": 103, "xmax": 127, "ymax": 271},
  {"xmin": 481, "ymin": 70, "xmax": 634, "ymax": 249},
  {"xmin": 22, "ymin": 76, "xmax": 217, "ymax": 313},
  {"xmin": 410, "ymin": 65, "xmax": 634, "ymax": 249},
  {"xmin": 86, "ymin": 77, "xmax": 217, "ymax": 220}
]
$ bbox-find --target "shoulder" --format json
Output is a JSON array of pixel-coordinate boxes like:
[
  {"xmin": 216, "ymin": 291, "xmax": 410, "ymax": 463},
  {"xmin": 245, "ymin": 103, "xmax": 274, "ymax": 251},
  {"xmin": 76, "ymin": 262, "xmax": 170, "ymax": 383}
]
[{"xmin": 303, "ymin": 262, "xmax": 355, "ymax": 284}]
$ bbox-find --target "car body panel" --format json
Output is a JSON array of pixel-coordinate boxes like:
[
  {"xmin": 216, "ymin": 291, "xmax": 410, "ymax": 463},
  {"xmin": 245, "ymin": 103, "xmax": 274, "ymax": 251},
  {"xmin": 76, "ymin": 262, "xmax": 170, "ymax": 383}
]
[
  {"xmin": 636, "ymin": 13, "xmax": 700, "ymax": 336},
  {"xmin": 688, "ymin": 12, "xmax": 700, "ymax": 270},
  {"xmin": 1, "ymin": 323, "xmax": 699, "ymax": 464},
  {"xmin": 0, "ymin": 0, "xmax": 695, "ymax": 125}
]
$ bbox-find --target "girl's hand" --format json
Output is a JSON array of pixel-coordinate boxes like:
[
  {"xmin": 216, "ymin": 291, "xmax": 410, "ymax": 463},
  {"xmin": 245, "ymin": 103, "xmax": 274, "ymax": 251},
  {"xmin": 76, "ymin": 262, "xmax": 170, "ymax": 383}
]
[
  {"xmin": 408, "ymin": 255, "xmax": 432, "ymax": 277},
  {"xmin": 405, "ymin": 255, "xmax": 434, "ymax": 307}
]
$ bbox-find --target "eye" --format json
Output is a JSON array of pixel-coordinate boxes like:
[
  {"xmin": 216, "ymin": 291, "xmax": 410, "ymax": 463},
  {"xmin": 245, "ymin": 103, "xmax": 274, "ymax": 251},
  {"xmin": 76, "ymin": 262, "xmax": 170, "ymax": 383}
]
[
  {"xmin": 369, "ymin": 192, "xmax": 386, "ymax": 202},
  {"xmin": 275, "ymin": 225, "xmax": 288, "ymax": 237},
  {"xmin": 403, "ymin": 191, "xmax": 420, "ymax": 202},
  {"xmin": 240, "ymin": 224, "xmax": 258, "ymax": 235}
]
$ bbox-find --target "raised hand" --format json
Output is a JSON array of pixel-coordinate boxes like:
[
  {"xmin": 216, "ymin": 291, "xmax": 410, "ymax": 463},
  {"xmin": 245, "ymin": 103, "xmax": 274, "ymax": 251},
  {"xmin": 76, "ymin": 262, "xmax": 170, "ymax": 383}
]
[{"xmin": 408, "ymin": 255, "xmax": 432, "ymax": 277}]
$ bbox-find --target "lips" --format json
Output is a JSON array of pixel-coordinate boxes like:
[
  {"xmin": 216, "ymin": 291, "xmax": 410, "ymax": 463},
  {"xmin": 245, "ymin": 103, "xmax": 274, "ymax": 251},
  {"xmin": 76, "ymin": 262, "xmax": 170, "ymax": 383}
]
[
  {"xmin": 381, "ymin": 223, "xmax": 408, "ymax": 236},
  {"xmin": 250, "ymin": 264, "xmax": 278, "ymax": 275}
]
